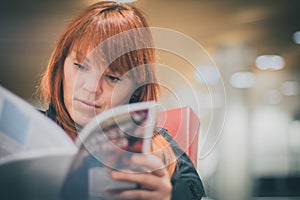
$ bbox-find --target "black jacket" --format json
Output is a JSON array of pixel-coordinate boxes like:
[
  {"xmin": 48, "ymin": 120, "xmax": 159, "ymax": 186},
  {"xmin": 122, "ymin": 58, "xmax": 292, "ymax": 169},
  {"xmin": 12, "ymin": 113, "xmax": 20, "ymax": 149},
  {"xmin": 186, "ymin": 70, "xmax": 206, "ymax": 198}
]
[
  {"xmin": 43, "ymin": 107, "xmax": 205, "ymax": 200},
  {"xmin": 157, "ymin": 128, "xmax": 206, "ymax": 200}
]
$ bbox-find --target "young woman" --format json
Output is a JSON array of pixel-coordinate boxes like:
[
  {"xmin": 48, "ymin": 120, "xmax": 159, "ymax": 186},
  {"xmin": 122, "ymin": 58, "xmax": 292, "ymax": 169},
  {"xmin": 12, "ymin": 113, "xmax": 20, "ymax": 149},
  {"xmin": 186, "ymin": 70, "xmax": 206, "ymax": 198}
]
[{"xmin": 39, "ymin": 1, "xmax": 205, "ymax": 199}]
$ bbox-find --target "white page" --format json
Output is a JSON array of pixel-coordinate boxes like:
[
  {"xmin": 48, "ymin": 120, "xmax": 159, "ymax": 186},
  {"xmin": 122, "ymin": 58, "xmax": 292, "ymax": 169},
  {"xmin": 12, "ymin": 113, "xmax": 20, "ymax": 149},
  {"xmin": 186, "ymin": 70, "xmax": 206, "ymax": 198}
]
[
  {"xmin": 0, "ymin": 86, "xmax": 77, "ymax": 165},
  {"xmin": 61, "ymin": 101, "xmax": 157, "ymax": 199}
]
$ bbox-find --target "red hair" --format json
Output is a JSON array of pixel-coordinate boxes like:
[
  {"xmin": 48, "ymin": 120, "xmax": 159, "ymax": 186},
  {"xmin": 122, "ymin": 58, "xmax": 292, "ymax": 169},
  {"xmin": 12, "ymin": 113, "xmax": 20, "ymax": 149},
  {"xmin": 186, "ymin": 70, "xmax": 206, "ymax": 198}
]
[
  {"xmin": 39, "ymin": 1, "xmax": 175, "ymax": 176},
  {"xmin": 151, "ymin": 132, "xmax": 176, "ymax": 177},
  {"xmin": 40, "ymin": 1, "xmax": 157, "ymax": 137}
]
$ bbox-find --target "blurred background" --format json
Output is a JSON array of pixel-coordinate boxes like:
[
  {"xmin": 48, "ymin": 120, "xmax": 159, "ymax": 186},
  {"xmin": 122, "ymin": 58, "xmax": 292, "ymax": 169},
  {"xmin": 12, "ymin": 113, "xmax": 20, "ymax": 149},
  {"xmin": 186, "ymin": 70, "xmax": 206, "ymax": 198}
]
[{"xmin": 0, "ymin": 0, "xmax": 300, "ymax": 199}]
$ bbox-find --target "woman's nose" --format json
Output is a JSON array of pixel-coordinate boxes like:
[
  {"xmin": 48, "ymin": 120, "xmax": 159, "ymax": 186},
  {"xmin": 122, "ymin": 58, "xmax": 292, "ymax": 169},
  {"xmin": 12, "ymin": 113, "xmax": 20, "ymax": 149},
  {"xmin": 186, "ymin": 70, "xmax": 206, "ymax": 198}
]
[{"xmin": 83, "ymin": 73, "xmax": 102, "ymax": 94}]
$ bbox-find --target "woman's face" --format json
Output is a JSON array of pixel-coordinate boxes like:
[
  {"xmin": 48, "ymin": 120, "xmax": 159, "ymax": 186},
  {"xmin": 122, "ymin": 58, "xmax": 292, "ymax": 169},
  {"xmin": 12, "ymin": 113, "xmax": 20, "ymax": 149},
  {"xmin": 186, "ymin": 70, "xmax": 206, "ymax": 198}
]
[{"xmin": 63, "ymin": 51, "xmax": 135, "ymax": 126}]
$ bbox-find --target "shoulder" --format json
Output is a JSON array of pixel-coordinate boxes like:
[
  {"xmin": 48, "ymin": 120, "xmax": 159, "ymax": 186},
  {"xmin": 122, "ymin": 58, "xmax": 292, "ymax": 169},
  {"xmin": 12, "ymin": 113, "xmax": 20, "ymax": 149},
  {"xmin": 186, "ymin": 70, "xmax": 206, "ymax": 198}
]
[{"xmin": 156, "ymin": 128, "xmax": 206, "ymax": 200}]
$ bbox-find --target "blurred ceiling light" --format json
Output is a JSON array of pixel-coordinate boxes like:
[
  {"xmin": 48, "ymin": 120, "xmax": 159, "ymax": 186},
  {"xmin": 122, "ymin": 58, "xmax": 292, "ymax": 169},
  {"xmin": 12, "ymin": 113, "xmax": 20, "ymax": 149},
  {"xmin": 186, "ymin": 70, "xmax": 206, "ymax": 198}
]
[
  {"xmin": 264, "ymin": 89, "xmax": 282, "ymax": 104},
  {"xmin": 281, "ymin": 81, "xmax": 299, "ymax": 96},
  {"xmin": 230, "ymin": 71, "xmax": 256, "ymax": 88},
  {"xmin": 255, "ymin": 55, "xmax": 285, "ymax": 70},
  {"xmin": 195, "ymin": 66, "xmax": 220, "ymax": 85},
  {"xmin": 293, "ymin": 30, "xmax": 300, "ymax": 44}
]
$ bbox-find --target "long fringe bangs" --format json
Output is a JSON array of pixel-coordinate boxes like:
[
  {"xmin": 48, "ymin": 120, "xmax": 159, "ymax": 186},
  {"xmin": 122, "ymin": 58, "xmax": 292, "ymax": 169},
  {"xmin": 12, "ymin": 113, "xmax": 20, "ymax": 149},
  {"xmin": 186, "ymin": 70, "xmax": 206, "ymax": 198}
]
[{"xmin": 69, "ymin": 3, "xmax": 157, "ymax": 86}]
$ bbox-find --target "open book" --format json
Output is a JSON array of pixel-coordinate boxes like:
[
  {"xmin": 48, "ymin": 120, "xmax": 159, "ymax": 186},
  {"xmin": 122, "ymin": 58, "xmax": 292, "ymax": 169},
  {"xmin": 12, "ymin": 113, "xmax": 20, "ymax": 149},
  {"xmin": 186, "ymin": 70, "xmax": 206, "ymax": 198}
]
[{"xmin": 0, "ymin": 85, "xmax": 157, "ymax": 200}]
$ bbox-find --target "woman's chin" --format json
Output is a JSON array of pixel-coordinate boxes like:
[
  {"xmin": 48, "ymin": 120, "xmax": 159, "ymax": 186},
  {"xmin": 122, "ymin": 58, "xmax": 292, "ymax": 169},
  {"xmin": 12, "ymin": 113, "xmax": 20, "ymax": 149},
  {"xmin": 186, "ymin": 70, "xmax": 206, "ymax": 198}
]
[{"xmin": 72, "ymin": 112, "xmax": 98, "ymax": 127}]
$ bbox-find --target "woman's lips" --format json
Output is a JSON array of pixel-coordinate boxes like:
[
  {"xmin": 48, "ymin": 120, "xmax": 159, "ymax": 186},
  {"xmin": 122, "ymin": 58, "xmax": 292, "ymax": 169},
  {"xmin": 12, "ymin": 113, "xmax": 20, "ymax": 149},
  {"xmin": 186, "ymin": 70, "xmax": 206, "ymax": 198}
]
[{"xmin": 74, "ymin": 99, "xmax": 101, "ymax": 110}]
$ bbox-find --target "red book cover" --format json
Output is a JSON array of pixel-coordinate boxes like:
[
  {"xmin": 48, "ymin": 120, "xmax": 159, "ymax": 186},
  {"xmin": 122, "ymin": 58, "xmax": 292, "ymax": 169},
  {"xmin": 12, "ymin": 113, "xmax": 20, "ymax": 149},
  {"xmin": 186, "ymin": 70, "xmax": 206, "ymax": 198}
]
[{"xmin": 157, "ymin": 107, "xmax": 200, "ymax": 167}]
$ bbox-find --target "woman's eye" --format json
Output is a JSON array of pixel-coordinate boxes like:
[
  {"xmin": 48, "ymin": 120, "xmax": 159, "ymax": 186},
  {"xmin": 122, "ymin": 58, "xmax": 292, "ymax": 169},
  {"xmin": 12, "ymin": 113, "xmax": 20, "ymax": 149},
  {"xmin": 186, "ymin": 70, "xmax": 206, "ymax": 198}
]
[
  {"xmin": 74, "ymin": 63, "xmax": 88, "ymax": 71},
  {"xmin": 105, "ymin": 74, "xmax": 121, "ymax": 83}
]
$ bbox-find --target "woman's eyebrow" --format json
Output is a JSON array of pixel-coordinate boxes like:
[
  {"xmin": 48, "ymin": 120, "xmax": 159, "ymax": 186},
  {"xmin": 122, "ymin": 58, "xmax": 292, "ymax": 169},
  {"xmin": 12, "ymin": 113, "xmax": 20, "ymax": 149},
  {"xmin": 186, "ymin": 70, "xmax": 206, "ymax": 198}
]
[{"xmin": 73, "ymin": 51, "xmax": 91, "ymax": 64}]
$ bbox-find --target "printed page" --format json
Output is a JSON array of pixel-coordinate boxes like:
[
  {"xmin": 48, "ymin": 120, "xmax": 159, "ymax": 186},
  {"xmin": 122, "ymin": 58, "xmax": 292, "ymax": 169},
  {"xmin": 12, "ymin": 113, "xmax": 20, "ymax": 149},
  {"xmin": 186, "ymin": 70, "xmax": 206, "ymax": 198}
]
[
  {"xmin": 0, "ymin": 86, "xmax": 77, "ymax": 166},
  {"xmin": 61, "ymin": 102, "xmax": 156, "ymax": 199}
]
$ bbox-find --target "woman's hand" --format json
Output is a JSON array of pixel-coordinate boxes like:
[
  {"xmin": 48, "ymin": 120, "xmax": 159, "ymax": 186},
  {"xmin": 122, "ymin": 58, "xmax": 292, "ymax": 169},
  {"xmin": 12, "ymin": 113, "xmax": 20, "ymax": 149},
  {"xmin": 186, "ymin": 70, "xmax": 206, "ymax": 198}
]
[{"xmin": 106, "ymin": 154, "xmax": 172, "ymax": 200}]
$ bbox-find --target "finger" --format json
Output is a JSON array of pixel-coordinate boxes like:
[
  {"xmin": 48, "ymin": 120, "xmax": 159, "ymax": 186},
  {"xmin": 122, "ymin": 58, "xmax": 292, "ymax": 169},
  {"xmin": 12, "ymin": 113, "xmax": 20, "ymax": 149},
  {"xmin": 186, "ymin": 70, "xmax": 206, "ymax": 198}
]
[
  {"xmin": 131, "ymin": 154, "xmax": 168, "ymax": 177},
  {"xmin": 106, "ymin": 189, "xmax": 162, "ymax": 200},
  {"xmin": 110, "ymin": 170, "xmax": 170, "ymax": 191}
]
